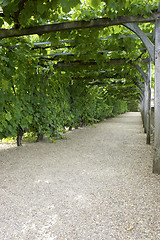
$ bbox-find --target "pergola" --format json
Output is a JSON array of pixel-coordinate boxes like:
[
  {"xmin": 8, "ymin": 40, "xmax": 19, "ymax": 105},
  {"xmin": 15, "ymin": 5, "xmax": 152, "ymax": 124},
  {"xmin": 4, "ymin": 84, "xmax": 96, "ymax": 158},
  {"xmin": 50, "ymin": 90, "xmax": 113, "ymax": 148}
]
[{"xmin": 0, "ymin": 5, "xmax": 160, "ymax": 174}]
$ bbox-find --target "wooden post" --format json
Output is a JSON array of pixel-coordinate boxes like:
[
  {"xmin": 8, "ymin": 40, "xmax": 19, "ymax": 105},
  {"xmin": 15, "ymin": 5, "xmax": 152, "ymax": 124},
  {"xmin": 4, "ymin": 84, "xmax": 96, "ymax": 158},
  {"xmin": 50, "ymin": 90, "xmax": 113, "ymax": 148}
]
[
  {"xmin": 146, "ymin": 58, "xmax": 152, "ymax": 144},
  {"xmin": 140, "ymin": 97, "xmax": 145, "ymax": 128},
  {"xmin": 153, "ymin": 17, "xmax": 160, "ymax": 174},
  {"xmin": 143, "ymin": 81, "xmax": 147, "ymax": 133}
]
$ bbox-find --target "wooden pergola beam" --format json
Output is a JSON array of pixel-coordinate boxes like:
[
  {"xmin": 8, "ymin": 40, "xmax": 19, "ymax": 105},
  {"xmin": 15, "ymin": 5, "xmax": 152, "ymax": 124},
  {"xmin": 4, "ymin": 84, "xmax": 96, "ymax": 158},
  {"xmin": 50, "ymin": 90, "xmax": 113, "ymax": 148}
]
[
  {"xmin": 89, "ymin": 83, "xmax": 138, "ymax": 91},
  {"xmin": 53, "ymin": 59, "xmax": 128, "ymax": 68},
  {"xmin": 33, "ymin": 51, "xmax": 148, "ymax": 60},
  {"xmin": 75, "ymin": 75, "xmax": 142, "ymax": 88},
  {"xmin": 75, "ymin": 76, "xmax": 125, "ymax": 81},
  {"xmin": 0, "ymin": 12, "xmax": 159, "ymax": 39}
]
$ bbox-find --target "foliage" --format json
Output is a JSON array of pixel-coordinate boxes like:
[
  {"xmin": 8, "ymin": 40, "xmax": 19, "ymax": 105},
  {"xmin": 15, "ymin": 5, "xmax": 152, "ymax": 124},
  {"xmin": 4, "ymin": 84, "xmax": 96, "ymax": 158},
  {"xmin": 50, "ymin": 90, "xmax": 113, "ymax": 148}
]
[
  {"xmin": 0, "ymin": 1, "xmax": 158, "ymax": 145},
  {"xmin": 0, "ymin": 0, "xmax": 159, "ymax": 28},
  {"xmin": 127, "ymin": 101, "xmax": 139, "ymax": 112}
]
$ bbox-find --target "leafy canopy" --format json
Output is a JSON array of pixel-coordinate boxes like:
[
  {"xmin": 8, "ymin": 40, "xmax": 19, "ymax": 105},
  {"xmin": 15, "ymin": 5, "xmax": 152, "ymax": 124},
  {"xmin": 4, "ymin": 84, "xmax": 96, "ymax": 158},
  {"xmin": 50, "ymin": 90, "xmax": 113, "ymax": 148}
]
[
  {"xmin": 0, "ymin": 0, "xmax": 159, "ymax": 28},
  {"xmin": 0, "ymin": 0, "xmax": 157, "ymax": 142}
]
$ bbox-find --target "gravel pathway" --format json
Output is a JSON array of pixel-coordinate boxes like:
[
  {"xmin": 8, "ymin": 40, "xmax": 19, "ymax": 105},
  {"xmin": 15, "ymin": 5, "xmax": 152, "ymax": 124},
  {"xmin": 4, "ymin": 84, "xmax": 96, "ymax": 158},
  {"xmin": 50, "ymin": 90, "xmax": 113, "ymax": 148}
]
[{"xmin": 0, "ymin": 112, "xmax": 160, "ymax": 240}]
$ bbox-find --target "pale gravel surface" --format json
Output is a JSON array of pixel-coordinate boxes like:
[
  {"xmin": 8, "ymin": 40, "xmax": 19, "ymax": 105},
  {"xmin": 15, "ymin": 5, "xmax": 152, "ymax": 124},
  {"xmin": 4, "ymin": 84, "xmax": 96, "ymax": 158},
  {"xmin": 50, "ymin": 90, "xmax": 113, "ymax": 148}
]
[{"xmin": 0, "ymin": 112, "xmax": 160, "ymax": 240}]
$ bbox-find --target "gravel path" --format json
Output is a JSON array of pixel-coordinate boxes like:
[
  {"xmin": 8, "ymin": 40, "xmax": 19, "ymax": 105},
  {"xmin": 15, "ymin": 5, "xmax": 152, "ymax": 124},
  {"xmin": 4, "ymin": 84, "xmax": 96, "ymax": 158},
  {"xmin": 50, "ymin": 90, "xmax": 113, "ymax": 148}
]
[{"xmin": 0, "ymin": 112, "xmax": 160, "ymax": 240}]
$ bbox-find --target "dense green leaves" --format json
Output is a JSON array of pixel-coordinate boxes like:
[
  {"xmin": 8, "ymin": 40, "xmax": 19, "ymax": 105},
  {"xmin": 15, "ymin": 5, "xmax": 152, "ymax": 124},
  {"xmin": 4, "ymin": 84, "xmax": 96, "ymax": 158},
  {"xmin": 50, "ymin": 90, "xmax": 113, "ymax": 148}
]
[
  {"xmin": 0, "ymin": 41, "xmax": 129, "ymax": 143},
  {"xmin": 0, "ymin": 0, "xmax": 157, "ymax": 144},
  {"xmin": 0, "ymin": 0, "xmax": 159, "ymax": 29}
]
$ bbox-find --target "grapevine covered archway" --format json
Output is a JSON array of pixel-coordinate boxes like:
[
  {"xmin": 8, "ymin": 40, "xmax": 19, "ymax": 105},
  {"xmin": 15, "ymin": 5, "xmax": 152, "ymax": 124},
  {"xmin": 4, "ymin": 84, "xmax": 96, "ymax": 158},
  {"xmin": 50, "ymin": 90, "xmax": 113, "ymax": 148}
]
[{"xmin": 0, "ymin": 0, "xmax": 160, "ymax": 173}]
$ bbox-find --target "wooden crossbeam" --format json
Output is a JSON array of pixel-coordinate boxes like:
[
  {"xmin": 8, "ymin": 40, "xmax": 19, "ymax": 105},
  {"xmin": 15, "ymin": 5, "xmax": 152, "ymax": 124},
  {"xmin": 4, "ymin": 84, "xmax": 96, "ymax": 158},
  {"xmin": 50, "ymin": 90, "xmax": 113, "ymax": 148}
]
[
  {"xmin": 8, "ymin": 34, "xmax": 152, "ymax": 49},
  {"xmin": 53, "ymin": 59, "xmax": 127, "ymax": 68},
  {"xmin": 33, "ymin": 50, "xmax": 147, "ymax": 60},
  {"xmin": 0, "ymin": 12, "xmax": 159, "ymax": 39}
]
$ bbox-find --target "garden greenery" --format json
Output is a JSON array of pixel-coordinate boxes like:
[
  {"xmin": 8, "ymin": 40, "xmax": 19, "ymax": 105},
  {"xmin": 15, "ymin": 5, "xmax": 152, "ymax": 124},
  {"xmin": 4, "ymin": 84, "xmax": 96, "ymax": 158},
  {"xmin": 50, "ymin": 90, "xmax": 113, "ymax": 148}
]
[{"xmin": 0, "ymin": 0, "xmax": 158, "ymax": 144}]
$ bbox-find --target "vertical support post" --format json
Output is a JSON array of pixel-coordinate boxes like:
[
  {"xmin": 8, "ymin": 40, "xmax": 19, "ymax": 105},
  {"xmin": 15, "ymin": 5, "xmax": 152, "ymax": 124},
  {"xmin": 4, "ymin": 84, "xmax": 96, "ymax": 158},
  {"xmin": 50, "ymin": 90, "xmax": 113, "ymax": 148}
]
[
  {"xmin": 146, "ymin": 58, "xmax": 152, "ymax": 144},
  {"xmin": 140, "ymin": 93, "xmax": 144, "ymax": 128},
  {"xmin": 144, "ymin": 81, "xmax": 147, "ymax": 133},
  {"xmin": 153, "ymin": 17, "xmax": 160, "ymax": 174}
]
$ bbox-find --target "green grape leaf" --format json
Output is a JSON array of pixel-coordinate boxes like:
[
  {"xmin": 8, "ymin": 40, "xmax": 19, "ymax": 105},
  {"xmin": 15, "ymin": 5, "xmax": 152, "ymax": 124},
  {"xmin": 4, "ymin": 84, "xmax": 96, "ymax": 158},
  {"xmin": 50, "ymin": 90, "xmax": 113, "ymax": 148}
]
[
  {"xmin": 5, "ymin": 112, "xmax": 12, "ymax": 121},
  {"xmin": 37, "ymin": 3, "xmax": 47, "ymax": 14},
  {"xmin": 60, "ymin": 0, "xmax": 80, "ymax": 12},
  {"xmin": 0, "ymin": 125, "xmax": 3, "ymax": 132},
  {"xmin": 0, "ymin": 0, "xmax": 10, "ymax": 7},
  {"xmin": 89, "ymin": 0, "xmax": 101, "ymax": 8},
  {"xmin": 0, "ymin": 18, "xmax": 4, "ymax": 27},
  {"xmin": 26, "ymin": 115, "xmax": 33, "ymax": 124},
  {"xmin": 52, "ymin": 0, "xmax": 59, "ymax": 9},
  {"xmin": 2, "ymin": 79, "xmax": 9, "ymax": 90}
]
